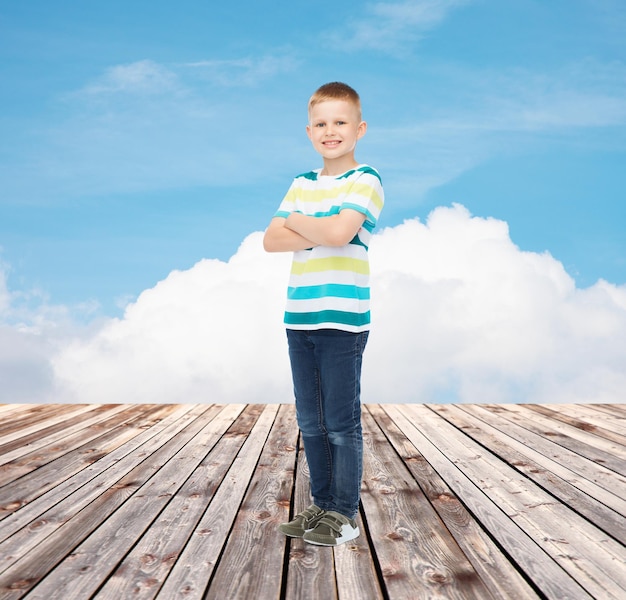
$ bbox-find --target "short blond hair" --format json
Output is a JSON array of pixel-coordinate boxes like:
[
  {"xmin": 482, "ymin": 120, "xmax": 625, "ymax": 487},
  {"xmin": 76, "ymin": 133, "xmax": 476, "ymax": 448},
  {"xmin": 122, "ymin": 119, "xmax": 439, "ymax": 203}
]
[{"xmin": 308, "ymin": 82, "xmax": 362, "ymax": 120}]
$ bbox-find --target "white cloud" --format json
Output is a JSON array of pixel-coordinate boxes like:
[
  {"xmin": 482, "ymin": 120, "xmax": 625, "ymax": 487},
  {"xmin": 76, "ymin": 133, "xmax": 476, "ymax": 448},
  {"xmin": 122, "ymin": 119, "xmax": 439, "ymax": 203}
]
[
  {"xmin": 51, "ymin": 236, "xmax": 294, "ymax": 403},
  {"xmin": 367, "ymin": 205, "xmax": 626, "ymax": 403},
  {"xmin": 324, "ymin": 0, "xmax": 471, "ymax": 54},
  {"xmin": 35, "ymin": 204, "xmax": 626, "ymax": 405},
  {"xmin": 0, "ymin": 264, "xmax": 78, "ymax": 401},
  {"xmin": 0, "ymin": 261, "xmax": 9, "ymax": 314},
  {"xmin": 184, "ymin": 53, "xmax": 299, "ymax": 86},
  {"xmin": 80, "ymin": 60, "xmax": 182, "ymax": 96}
]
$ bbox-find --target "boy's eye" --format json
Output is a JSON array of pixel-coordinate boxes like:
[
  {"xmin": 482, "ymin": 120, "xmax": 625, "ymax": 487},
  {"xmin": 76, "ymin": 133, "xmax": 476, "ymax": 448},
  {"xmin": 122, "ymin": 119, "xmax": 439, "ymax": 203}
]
[
  {"xmin": 336, "ymin": 121, "xmax": 346, "ymax": 125},
  {"xmin": 315, "ymin": 122, "xmax": 325, "ymax": 127}
]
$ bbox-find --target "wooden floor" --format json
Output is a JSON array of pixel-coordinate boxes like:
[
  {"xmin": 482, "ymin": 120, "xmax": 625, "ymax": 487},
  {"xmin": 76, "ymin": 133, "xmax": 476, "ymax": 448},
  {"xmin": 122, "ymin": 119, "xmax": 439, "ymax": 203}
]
[{"xmin": 0, "ymin": 403, "xmax": 624, "ymax": 600}]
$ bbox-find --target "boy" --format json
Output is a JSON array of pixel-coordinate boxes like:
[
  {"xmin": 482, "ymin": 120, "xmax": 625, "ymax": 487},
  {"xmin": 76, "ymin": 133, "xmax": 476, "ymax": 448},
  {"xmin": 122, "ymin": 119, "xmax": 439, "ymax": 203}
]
[{"xmin": 263, "ymin": 82, "xmax": 384, "ymax": 546}]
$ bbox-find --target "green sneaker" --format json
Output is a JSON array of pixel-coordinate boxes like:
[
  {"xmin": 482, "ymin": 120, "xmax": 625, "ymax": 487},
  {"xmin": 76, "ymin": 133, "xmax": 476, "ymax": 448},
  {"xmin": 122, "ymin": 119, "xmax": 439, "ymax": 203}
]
[
  {"xmin": 279, "ymin": 504, "xmax": 326, "ymax": 538},
  {"xmin": 302, "ymin": 511, "xmax": 359, "ymax": 546}
]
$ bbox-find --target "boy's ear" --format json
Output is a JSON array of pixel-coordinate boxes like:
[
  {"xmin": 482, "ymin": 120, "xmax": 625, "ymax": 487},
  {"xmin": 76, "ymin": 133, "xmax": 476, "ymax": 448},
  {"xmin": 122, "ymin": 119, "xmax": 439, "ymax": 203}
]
[
  {"xmin": 306, "ymin": 124, "xmax": 312, "ymax": 139},
  {"xmin": 357, "ymin": 121, "xmax": 367, "ymax": 139}
]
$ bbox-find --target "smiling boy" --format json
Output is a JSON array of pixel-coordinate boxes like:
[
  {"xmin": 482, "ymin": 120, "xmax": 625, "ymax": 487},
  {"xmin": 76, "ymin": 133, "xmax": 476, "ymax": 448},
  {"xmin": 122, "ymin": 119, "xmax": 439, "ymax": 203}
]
[{"xmin": 264, "ymin": 82, "xmax": 384, "ymax": 546}]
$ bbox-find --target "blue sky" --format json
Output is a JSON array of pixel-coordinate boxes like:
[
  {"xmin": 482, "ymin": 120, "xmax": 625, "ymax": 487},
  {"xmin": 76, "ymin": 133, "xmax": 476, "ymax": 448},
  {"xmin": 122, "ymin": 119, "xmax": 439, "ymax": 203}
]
[
  {"xmin": 1, "ymin": 1, "xmax": 626, "ymax": 404},
  {"xmin": 1, "ymin": 0, "xmax": 625, "ymax": 320}
]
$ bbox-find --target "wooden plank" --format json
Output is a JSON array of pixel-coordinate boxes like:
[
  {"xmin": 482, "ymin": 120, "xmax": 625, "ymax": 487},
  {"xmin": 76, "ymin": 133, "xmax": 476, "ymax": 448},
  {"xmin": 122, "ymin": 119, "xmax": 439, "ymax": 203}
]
[
  {"xmin": 92, "ymin": 405, "xmax": 263, "ymax": 600},
  {"xmin": 523, "ymin": 404, "xmax": 626, "ymax": 448},
  {"xmin": 592, "ymin": 404, "xmax": 626, "ymax": 418},
  {"xmin": 0, "ymin": 403, "xmax": 621, "ymax": 600},
  {"xmin": 155, "ymin": 404, "xmax": 280, "ymax": 599},
  {"xmin": 24, "ymin": 404, "xmax": 246, "ymax": 600},
  {"xmin": 334, "ymin": 509, "xmax": 384, "ymax": 600},
  {"xmin": 543, "ymin": 404, "xmax": 626, "ymax": 437},
  {"xmin": 456, "ymin": 404, "xmax": 626, "ymax": 521},
  {"xmin": 431, "ymin": 404, "xmax": 626, "ymax": 544},
  {"xmin": 334, "ymin": 419, "xmax": 385, "ymax": 600},
  {"xmin": 205, "ymin": 404, "xmax": 299, "ymax": 599},
  {"xmin": 0, "ymin": 404, "xmax": 105, "ymax": 459},
  {"xmin": 368, "ymin": 404, "xmax": 540, "ymax": 600},
  {"xmin": 498, "ymin": 404, "xmax": 626, "ymax": 470},
  {"xmin": 402, "ymin": 404, "xmax": 626, "ymax": 600},
  {"xmin": 0, "ymin": 404, "xmax": 167, "ymax": 506},
  {"xmin": 0, "ymin": 405, "xmax": 196, "ymax": 547},
  {"xmin": 0, "ymin": 404, "xmax": 126, "ymax": 457},
  {"xmin": 0, "ymin": 405, "xmax": 79, "ymax": 437},
  {"xmin": 478, "ymin": 404, "xmax": 626, "ymax": 497},
  {"xmin": 0, "ymin": 405, "xmax": 148, "ymax": 484},
  {"xmin": 284, "ymin": 438, "xmax": 339, "ymax": 600},
  {"xmin": 360, "ymin": 408, "xmax": 493, "ymax": 599},
  {"xmin": 385, "ymin": 404, "xmax": 594, "ymax": 600},
  {"xmin": 0, "ymin": 405, "xmax": 28, "ymax": 417},
  {"xmin": 0, "ymin": 404, "xmax": 221, "ymax": 598}
]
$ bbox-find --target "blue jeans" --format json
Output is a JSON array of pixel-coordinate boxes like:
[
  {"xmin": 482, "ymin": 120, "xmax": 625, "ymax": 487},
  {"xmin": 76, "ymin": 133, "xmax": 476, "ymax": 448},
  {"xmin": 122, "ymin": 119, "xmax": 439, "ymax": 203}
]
[{"xmin": 287, "ymin": 328, "xmax": 369, "ymax": 519}]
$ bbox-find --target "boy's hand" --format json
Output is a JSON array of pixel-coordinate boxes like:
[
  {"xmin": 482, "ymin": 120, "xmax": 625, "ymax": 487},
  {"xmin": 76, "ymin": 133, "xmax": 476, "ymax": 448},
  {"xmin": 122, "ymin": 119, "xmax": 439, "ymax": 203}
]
[
  {"xmin": 263, "ymin": 217, "xmax": 319, "ymax": 252},
  {"xmin": 285, "ymin": 209, "xmax": 366, "ymax": 247}
]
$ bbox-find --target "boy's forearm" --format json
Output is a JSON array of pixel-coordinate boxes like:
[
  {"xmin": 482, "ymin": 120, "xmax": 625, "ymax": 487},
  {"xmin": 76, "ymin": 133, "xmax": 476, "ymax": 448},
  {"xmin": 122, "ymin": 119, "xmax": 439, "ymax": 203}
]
[
  {"xmin": 285, "ymin": 211, "xmax": 365, "ymax": 247},
  {"xmin": 263, "ymin": 218, "xmax": 318, "ymax": 252},
  {"xmin": 284, "ymin": 213, "xmax": 328, "ymax": 246}
]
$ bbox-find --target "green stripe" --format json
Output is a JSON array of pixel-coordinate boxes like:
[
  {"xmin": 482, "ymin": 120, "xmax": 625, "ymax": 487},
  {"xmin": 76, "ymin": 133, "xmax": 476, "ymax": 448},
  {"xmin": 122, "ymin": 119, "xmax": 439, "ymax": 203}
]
[
  {"xmin": 356, "ymin": 165, "xmax": 382, "ymax": 183},
  {"xmin": 349, "ymin": 234, "xmax": 368, "ymax": 250},
  {"xmin": 288, "ymin": 284, "xmax": 370, "ymax": 300},
  {"xmin": 294, "ymin": 166, "xmax": 381, "ymax": 185},
  {"xmin": 336, "ymin": 165, "xmax": 382, "ymax": 183},
  {"xmin": 285, "ymin": 310, "xmax": 371, "ymax": 327}
]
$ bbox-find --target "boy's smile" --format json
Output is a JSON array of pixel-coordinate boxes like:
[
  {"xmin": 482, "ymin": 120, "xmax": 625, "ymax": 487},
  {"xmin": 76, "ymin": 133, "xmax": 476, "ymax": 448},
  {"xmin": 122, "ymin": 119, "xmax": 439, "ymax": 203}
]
[{"xmin": 306, "ymin": 99, "xmax": 367, "ymax": 175}]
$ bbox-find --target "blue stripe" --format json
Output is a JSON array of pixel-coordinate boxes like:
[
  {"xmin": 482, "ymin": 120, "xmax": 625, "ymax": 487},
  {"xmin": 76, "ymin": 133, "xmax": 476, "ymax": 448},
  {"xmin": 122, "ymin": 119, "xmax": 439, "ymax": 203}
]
[
  {"xmin": 310, "ymin": 206, "xmax": 341, "ymax": 218},
  {"xmin": 285, "ymin": 310, "xmax": 371, "ymax": 327},
  {"xmin": 341, "ymin": 203, "xmax": 377, "ymax": 229},
  {"xmin": 288, "ymin": 284, "xmax": 370, "ymax": 300}
]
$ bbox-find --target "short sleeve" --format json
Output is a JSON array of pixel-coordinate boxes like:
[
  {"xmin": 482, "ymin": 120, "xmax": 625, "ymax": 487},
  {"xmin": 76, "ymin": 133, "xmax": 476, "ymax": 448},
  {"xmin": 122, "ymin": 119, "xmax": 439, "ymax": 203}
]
[
  {"xmin": 340, "ymin": 167, "xmax": 384, "ymax": 232},
  {"xmin": 274, "ymin": 180, "xmax": 297, "ymax": 219}
]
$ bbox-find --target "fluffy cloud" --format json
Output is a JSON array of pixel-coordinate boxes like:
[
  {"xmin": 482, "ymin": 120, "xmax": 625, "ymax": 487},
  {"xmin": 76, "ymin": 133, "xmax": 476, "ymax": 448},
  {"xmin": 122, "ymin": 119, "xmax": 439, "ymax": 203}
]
[
  {"xmin": 51, "ymin": 241, "xmax": 294, "ymax": 403},
  {"xmin": 0, "ymin": 265, "xmax": 65, "ymax": 401},
  {"xmin": 39, "ymin": 204, "xmax": 626, "ymax": 405},
  {"xmin": 367, "ymin": 205, "xmax": 626, "ymax": 403}
]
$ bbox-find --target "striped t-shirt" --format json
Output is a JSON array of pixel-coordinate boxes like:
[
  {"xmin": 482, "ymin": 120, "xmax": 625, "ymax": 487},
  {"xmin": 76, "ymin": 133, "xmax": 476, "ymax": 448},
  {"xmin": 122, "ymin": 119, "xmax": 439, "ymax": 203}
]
[{"xmin": 274, "ymin": 164, "xmax": 384, "ymax": 333}]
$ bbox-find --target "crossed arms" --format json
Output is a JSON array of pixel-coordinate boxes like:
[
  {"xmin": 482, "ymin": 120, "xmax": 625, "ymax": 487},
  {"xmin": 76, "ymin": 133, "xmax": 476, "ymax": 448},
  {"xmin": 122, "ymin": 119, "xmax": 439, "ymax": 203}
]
[{"xmin": 263, "ymin": 209, "xmax": 366, "ymax": 252}]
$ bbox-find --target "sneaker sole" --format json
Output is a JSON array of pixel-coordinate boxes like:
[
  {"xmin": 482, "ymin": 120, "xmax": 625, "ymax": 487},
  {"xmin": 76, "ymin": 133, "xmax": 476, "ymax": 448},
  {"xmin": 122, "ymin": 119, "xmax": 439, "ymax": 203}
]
[{"xmin": 303, "ymin": 526, "xmax": 360, "ymax": 547}]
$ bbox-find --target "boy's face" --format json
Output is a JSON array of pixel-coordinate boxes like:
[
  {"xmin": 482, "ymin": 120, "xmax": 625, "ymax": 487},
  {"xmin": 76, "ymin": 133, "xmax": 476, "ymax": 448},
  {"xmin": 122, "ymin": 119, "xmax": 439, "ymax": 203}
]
[{"xmin": 306, "ymin": 99, "xmax": 366, "ymax": 167}]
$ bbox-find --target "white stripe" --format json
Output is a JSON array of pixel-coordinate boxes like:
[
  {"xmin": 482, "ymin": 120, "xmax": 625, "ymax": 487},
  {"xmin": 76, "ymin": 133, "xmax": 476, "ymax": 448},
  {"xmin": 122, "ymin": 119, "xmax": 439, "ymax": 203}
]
[
  {"xmin": 289, "ymin": 271, "xmax": 370, "ymax": 287},
  {"xmin": 286, "ymin": 297, "xmax": 371, "ymax": 313}
]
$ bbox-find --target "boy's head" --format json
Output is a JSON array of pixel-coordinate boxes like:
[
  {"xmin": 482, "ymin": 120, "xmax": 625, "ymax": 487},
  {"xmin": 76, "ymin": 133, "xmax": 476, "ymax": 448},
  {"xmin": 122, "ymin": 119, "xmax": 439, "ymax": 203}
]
[{"xmin": 308, "ymin": 82, "xmax": 362, "ymax": 122}]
